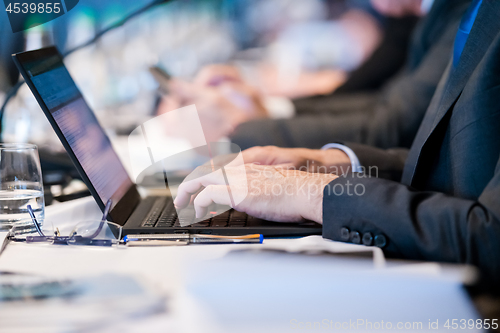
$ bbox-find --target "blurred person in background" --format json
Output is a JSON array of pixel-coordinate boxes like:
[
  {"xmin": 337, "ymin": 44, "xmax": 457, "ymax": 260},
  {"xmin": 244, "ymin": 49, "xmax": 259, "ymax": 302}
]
[
  {"xmin": 238, "ymin": 0, "xmax": 385, "ymax": 98},
  {"xmin": 185, "ymin": 0, "xmax": 419, "ymax": 99},
  {"xmin": 156, "ymin": 0, "xmax": 423, "ymax": 140},
  {"xmin": 158, "ymin": 0, "xmax": 470, "ymax": 153}
]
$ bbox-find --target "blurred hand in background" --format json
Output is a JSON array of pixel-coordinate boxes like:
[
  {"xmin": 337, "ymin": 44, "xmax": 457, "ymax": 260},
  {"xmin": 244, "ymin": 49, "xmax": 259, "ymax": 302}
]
[{"xmin": 157, "ymin": 69, "xmax": 268, "ymax": 142}]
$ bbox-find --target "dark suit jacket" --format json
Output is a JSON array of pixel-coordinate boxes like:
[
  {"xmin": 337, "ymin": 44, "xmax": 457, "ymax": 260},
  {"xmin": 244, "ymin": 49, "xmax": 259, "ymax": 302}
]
[
  {"xmin": 323, "ymin": 0, "xmax": 500, "ymax": 280},
  {"xmin": 231, "ymin": 0, "xmax": 471, "ymax": 150}
]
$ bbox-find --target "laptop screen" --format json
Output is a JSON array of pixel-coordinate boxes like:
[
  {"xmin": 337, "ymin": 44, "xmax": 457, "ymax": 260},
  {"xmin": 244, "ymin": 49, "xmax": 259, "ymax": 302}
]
[{"xmin": 15, "ymin": 49, "xmax": 133, "ymax": 210}]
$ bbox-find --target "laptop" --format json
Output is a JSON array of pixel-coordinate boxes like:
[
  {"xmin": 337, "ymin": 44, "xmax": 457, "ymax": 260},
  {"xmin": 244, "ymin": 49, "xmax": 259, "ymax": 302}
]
[{"xmin": 13, "ymin": 46, "xmax": 322, "ymax": 237}]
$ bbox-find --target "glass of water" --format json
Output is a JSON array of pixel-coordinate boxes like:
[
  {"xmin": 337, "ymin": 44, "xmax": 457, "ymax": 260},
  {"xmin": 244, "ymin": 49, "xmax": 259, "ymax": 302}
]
[{"xmin": 0, "ymin": 143, "xmax": 44, "ymax": 230}]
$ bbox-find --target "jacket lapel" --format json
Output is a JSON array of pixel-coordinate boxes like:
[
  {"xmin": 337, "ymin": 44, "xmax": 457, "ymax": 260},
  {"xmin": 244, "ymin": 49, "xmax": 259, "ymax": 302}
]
[
  {"xmin": 404, "ymin": 0, "xmax": 500, "ymax": 186},
  {"xmin": 428, "ymin": 0, "xmax": 500, "ymax": 133}
]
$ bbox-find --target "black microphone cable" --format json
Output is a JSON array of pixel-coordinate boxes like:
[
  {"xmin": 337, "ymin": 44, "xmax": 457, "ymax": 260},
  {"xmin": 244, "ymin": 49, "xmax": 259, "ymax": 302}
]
[{"xmin": 0, "ymin": 0, "xmax": 174, "ymax": 137}]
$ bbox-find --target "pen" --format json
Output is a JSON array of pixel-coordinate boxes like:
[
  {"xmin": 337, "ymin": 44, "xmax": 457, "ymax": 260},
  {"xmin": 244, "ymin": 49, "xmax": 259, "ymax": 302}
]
[
  {"xmin": 125, "ymin": 239, "xmax": 189, "ymax": 247},
  {"xmin": 190, "ymin": 234, "xmax": 263, "ymax": 244},
  {"xmin": 27, "ymin": 205, "xmax": 44, "ymax": 236},
  {"xmin": 124, "ymin": 234, "xmax": 263, "ymax": 246}
]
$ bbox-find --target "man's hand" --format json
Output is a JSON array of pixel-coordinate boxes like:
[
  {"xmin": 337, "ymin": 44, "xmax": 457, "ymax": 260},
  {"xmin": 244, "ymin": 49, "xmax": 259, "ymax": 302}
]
[
  {"xmin": 192, "ymin": 63, "xmax": 347, "ymax": 98},
  {"xmin": 157, "ymin": 78, "xmax": 268, "ymax": 142},
  {"xmin": 193, "ymin": 64, "xmax": 243, "ymax": 87},
  {"xmin": 174, "ymin": 164, "xmax": 338, "ymax": 224},
  {"xmin": 242, "ymin": 146, "xmax": 352, "ymax": 174}
]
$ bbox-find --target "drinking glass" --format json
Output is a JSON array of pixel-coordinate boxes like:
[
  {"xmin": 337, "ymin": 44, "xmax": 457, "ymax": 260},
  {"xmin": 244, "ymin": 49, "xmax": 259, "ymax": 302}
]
[{"xmin": 0, "ymin": 143, "xmax": 44, "ymax": 230}]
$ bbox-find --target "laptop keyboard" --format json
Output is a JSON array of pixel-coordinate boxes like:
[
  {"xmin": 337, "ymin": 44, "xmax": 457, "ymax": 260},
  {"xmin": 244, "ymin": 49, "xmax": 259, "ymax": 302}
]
[{"xmin": 141, "ymin": 197, "xmax": 248, "ymax": 228}]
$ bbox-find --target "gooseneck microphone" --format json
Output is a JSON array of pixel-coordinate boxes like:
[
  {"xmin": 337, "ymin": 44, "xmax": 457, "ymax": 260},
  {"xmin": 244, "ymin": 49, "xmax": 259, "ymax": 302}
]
[{"xmin": 0, "ymin": 0, "xmax": 174, "ymax": 137}]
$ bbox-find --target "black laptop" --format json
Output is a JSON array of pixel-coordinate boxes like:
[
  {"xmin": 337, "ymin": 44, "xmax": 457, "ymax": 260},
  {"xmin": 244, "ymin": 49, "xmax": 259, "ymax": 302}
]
[{"xmin": 13, "ymin": 46, "xmax": 322, "ymax": 237}]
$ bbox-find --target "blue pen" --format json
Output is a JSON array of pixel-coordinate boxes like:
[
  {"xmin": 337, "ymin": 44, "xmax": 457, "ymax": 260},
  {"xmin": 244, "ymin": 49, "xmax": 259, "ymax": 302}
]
[{"xmin": 27, "ymin": 205, "xmax": 44, "ymax": 237}]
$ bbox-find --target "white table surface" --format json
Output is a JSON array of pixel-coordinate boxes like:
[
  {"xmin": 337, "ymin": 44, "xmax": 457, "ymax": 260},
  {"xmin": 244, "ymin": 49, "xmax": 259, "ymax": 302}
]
[{"xmin": 0, "ymin": 196, "xmax": 481, "ymax": 332}]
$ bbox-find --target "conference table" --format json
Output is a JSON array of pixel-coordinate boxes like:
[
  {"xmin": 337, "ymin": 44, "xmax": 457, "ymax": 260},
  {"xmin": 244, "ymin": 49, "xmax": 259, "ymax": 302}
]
[{"xmin": 0, "ymin": 194, "xmax": 482, "ymax": 332}]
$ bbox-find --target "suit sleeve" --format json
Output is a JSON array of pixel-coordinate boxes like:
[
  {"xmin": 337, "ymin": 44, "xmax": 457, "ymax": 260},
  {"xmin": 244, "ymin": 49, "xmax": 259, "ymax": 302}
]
[
  {"xmin": 322, "ymin": 158, "xmax": 500, "ymax": 280},
  {"xmin": 345, "ymin": 142, "xmax": 408, "ymax": 181}
]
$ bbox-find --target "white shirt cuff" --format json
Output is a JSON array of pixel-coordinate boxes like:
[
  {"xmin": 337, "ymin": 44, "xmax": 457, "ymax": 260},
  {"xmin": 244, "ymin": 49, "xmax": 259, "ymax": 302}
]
[{"xmin": 321, "ymin": 143, "xmax": 363, "ymax": 173}]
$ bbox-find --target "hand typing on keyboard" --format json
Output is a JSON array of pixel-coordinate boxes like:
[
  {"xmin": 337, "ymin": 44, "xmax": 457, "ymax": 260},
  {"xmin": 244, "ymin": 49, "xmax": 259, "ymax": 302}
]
[{"xmin": 174, "ymin": 163, "xmax": 338, "ymax": 224}]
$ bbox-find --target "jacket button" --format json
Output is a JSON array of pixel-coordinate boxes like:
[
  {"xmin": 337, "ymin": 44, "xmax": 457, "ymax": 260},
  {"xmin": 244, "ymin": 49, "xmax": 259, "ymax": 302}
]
[
  {"xmin": 362, "ymin": 232, "xmax": 373, "ymax": 246},
  {"xmin": 374, "ymin": 235, "xmax": 387, "ymax": 248},
  {"xmin": 340, "ymin": 227, "xmax": 350, "ymax": 241},
  {"xmin": 350, "ymin": 231, "xmax": 361, "ymax": 244}
]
